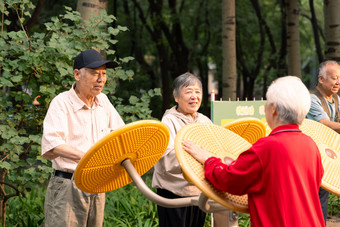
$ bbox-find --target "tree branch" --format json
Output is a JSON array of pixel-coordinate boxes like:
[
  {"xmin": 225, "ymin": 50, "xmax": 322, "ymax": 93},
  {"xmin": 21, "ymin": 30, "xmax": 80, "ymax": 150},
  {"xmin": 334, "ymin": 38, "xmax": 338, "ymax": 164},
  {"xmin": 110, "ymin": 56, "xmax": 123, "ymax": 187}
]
[{"xmin": 25, "ymin": 0, "xmax": 45, "ymax": 33}]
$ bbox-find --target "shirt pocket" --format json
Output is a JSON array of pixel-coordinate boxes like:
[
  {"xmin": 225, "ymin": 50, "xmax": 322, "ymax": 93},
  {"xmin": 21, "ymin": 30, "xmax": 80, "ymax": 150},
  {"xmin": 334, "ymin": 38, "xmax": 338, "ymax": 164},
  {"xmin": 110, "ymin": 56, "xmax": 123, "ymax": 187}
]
[{"xmin": 99, "ymin": 127, "xmax": 111, "ymax": 139}]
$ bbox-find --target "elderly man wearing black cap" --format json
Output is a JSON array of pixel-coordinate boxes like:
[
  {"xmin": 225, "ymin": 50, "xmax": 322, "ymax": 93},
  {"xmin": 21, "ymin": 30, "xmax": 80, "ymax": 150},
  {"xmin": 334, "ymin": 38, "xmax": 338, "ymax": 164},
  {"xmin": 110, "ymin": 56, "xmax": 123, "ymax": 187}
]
[{"xmin": 41, "ymin": 49, "xmax": 125, "ymax": 227}]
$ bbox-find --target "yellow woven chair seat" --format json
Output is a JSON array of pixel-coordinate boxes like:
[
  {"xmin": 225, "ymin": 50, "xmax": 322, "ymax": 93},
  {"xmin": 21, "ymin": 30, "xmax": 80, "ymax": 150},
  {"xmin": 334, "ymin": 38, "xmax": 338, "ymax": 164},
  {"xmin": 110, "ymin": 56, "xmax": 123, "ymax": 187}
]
[
  {"xmin": 223, "ymin": 117, "xmax": 267, "ymax": 144},
  {"xmin": 74, "ymin": 120, "xmax": 170, "ymax": 193},
  {"xmin": 300, "ymin": 119, "xmax": 340, "ymax": 196},
  {"xmin": 175, "ymin": 123, "xmax": 251, "ymax": 213}
]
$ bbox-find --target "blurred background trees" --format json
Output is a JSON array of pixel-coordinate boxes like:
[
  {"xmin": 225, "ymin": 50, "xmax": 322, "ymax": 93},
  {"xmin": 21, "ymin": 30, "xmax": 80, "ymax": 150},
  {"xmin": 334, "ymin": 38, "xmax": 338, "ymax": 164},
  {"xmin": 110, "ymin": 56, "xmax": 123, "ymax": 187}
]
[{"xmin": 2, "ymin": 0, "xmax": 331, "ymax": 115}]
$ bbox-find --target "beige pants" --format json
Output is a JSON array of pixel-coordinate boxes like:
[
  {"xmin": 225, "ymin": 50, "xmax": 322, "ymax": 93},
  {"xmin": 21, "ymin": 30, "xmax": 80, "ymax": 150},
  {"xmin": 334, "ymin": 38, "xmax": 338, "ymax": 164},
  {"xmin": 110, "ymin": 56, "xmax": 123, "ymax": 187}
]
[
  {"xmin": 44, "ymin": 175, "xmax": 105, "ymax": 227},
  {"xmin": 212, "ymin": 210, "xmax": 239, "ymax": 227}
]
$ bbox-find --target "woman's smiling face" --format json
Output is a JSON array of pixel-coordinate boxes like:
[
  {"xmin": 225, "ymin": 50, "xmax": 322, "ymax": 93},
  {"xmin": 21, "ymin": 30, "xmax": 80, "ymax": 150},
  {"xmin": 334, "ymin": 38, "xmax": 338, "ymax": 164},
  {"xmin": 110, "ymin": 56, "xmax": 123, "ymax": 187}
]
[{"xmin": 175, "ymin": 82, "xmax": 202, "ymax": 116}]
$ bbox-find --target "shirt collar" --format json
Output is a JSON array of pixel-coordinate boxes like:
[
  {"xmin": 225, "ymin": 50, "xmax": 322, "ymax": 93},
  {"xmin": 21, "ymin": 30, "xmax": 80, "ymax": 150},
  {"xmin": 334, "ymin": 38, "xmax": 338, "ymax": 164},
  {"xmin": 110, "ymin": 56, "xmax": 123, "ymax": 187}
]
[
  {"xmin": 69, "ymin": 83, "xmax": 103, "ymax": 112},
  {"xmin": 165, "ymin": 106, "xmax": 200, "ymax": 123},
  {"xmin": 269, "ymin": 124, "xmax": 300, "ymax": 136}
]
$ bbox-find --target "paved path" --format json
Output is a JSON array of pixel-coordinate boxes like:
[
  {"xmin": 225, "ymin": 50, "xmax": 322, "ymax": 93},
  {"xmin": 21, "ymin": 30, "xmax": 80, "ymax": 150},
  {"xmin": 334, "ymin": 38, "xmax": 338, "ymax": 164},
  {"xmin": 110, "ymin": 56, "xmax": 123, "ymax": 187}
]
[{"xmin": 327, "ymin": 216, "xmax": 340, "ymax": 227}]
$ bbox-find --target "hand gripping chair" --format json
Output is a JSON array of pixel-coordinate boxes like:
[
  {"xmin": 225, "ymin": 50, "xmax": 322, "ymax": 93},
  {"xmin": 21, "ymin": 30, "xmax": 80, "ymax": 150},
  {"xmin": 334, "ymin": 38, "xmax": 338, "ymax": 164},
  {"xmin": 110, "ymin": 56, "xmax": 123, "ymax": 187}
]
[{"xmin": 174, "ymin": 122, "xmax": 252, "ymax": 214}]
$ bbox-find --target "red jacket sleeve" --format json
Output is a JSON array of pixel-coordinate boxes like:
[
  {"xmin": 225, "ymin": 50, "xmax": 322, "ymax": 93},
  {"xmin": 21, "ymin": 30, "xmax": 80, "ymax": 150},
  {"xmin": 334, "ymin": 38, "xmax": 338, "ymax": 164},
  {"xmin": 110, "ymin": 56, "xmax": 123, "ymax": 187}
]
[{"xmin": 204, "ymin": 150, "xmax": 264, "ymax": 195}]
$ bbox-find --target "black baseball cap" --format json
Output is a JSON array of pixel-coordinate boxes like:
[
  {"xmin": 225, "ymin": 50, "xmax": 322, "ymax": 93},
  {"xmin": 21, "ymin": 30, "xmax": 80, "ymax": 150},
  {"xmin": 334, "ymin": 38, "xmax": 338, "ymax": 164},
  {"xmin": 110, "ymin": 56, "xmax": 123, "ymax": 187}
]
[{"xmin": 73, "ymin": 49, "xmax": 119, "ymax": 70}]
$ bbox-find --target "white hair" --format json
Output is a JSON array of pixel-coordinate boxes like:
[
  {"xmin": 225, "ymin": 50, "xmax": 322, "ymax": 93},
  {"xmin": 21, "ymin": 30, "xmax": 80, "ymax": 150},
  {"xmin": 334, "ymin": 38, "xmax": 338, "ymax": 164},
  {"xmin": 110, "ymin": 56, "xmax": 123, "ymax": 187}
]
[
  {"xmin": 266, "ymin": 76, "xmax": 311, "ymax": 125},
  {"xmin": 79, "ymin": 68, "xmax": 86, "ymax": 78},
  {"xmin": 319, "ymin": 60, "xmax": 339, "ymax": 79},
  {"xmin": 173, "ymin": 72, "xmax": 202, "ymax": 98}
]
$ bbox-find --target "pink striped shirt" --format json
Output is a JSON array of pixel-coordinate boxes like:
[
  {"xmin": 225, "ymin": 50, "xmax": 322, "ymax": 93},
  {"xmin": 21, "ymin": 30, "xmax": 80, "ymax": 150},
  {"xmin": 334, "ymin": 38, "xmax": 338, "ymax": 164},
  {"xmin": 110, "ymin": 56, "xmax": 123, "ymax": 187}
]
[{"xmin": 41, "ymin": 84, "xmax": 124, "ymax": 172}]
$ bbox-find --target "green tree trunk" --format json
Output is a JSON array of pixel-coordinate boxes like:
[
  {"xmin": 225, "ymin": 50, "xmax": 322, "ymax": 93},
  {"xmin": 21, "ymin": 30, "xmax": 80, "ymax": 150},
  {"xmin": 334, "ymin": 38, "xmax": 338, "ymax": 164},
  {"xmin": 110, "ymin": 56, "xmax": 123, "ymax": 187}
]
[
  {"xmin": 222, "ymin": 0, "xmax": 237, "ymax": 100},
  {"xmin": 324, "ymin": 0, "xmax": 340, "ymax": 61},
  {"xmin": 286, "ymin": 0, "xmax": 301, "ymax": 78},
  {"xmin": 76, "ymin": 0, "xmax": 109, "ymax": 55},
  {"xmin": 77, "ymin": 0, "xmax": 108, "ymax": 20}
]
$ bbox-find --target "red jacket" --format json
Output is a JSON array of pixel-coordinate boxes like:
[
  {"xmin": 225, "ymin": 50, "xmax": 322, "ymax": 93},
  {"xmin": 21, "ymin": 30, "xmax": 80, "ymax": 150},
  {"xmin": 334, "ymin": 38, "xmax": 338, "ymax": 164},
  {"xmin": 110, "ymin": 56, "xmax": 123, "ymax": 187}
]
[{"xmin": 204, "ymin": 124, "xmax": 325, "ymax": 227}]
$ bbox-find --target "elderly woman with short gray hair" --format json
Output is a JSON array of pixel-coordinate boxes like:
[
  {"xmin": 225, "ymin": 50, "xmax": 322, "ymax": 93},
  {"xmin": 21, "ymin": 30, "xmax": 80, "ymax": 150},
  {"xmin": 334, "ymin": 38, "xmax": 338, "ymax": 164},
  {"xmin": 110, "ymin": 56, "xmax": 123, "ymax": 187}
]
[
  {"xmin": 152, "ymin": 72, "xmax": 211, "ymax": 227},
  {"xmin": 182, "ymin": 76, "xmax": 325, "ymax": 227}
]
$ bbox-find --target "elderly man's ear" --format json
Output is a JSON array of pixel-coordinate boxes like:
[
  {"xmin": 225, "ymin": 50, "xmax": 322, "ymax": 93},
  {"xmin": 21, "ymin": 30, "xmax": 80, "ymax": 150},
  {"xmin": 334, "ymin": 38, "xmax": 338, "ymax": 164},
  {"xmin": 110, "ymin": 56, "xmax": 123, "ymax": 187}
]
[
  {"xmin": 318, "ymin": 75, "xmax": 324, "ymax": 84},
  {"xmin": 271, "ymin": 104, "xmax": 277, "ymax": 115},
  {"xmin": 73, "ymin": 69, "xmax": 81, "ymax": 81},
  {"xmin": 266, "ymin": 103, "xmax": 278, "ymax": 117}
]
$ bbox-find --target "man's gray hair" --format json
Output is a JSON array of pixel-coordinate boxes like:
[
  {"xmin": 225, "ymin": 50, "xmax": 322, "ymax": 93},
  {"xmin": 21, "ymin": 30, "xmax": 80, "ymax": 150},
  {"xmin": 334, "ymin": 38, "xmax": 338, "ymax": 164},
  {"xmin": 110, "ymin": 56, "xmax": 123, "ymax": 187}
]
[
  {"xmin": 173, "ymin": 72, "xmax": 202, "ymax": 98},
  {"xmin": 319, "ymin": 60, "xmax": 339, "ymax": 79},
  {"xmin": 79, "ymin": 68, "xmax": 86, "ymax": 78},
  {"xmin": 266, "ymin": 76, "xmax": 311, "ymax": 125}
]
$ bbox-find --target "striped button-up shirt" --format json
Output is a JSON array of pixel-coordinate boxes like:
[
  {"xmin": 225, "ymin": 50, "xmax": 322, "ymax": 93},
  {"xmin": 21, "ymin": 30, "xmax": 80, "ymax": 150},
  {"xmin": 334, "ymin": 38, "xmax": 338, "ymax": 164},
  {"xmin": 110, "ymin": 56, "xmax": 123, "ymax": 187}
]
[{"xmin": 41, "ymin": 84, "xmax": 125, "ymax": 172}]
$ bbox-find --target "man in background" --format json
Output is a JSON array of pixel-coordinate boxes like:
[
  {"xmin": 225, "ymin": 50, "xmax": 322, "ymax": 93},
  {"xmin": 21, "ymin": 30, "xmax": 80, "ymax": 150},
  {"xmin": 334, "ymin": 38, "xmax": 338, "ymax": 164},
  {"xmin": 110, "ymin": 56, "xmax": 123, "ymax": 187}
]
[{"xmin": 307, "ymin": 60, "xmax": 340, "ymax": 225}]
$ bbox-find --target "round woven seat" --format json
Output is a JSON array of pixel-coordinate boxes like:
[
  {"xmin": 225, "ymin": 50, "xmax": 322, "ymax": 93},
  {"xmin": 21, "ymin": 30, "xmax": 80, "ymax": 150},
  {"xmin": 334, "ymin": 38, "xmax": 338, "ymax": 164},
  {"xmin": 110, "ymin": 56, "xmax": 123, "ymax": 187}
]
[
  {"xmin": 223, "ymin": 117, "xmax": 267, "ymax": 144},
  {"xmin": 74, "ymin": 120, "xmax": 170, "ymax": 193},
  {"xmin": 175, "ymin": 123, "xmax": 251, "ymax": 213},
  {"xmin": 300, "ymin": 119, "xmax": 340, "ymax": 196}
]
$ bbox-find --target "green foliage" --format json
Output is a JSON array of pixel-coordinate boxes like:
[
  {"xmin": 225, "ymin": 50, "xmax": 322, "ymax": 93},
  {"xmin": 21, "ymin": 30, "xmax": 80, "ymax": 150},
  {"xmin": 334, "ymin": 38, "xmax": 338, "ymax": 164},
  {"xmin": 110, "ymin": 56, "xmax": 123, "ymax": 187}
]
[
  {"xmin": 114, "ymin": 88, "xmax": 162, "ymax": 123},
  {"xmin": 4, "ymin": 175, "xmax": 210, "ymax": 226},
  {"xmin": 234, "ymin": 0, "xmax": 326, "ymax": 97},
  {"xmin": 238, "ymin": 213, "xmax": 251, "ymax": 227},
  {"xmin": 114, "ymin": 0, "xmax": 222, "ymax": 117},
  {"xmin": 4, "ymin": 175, "xmax": 340, "ymax": 226},
  {"xmin": 104, "ymin": 176, "xmax": 159, "ymax": 227},
  {"xmin": 328, "ymin": 193, "xmax": 340, "ymax": 217},
  {"xmin": 0, "ymin": 1, "xmax": 159, "ymax": 221},
  {"xmin": 104, "ymin": 175, "xmax": 212, "ymax": 227},
  {"xmin": 5, "ymin": 187, "xmax": 45, "ymax": 227}
]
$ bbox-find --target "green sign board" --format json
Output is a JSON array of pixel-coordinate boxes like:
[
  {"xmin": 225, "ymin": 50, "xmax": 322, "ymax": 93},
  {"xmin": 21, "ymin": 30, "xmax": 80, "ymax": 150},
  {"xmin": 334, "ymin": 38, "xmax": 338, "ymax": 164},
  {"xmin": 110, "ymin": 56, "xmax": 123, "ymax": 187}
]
[{"xmin": 211, "ymin": 100, "xmax": 267, "ymax": 127}]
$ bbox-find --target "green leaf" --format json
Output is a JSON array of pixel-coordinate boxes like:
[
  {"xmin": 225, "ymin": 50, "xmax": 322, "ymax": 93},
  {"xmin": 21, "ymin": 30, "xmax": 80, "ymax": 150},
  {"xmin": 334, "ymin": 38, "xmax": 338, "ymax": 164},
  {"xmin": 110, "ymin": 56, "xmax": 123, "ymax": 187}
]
[
  {"xmin": 129, "ymin": 96, "xmax": 139, "ymax": 105},
  {"xmin": 0, "ymin": 162, "xmax": 11, "ymax": 169},
  {"xmin": 64, "ymin": 12, "xmax": 80, "ymax": 21},
  {"xmin": 120, "ymin": 57, "xmax": 135, "ymax": 63},
  {"xmin": 29, "ymin": 134, "xmax": 42, "ymax": 143},
  {"xmin": 108, "ymin": 27, "xmax": 120, "ymax": 36},
  {"xmin": 2, "ymin": 128, "xmax": 17, "ymax": 140},
  {"xmin": 19, "ymin": 17, "xmax": 25, "ymax": 24},
  {"xmin": 117, "ymin": 25, "xmax": 128, "ymax": 31},
  {"xmin": 4, "ymin": 19, "xmax": 11, "ymax": 25},
  {"xmin": 0, "ymin": 77, "xmax": 14, "ymax": 86},
  {"xmin": 11, "ymin": 75, "xmax": 22, "ymax": 83}
]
